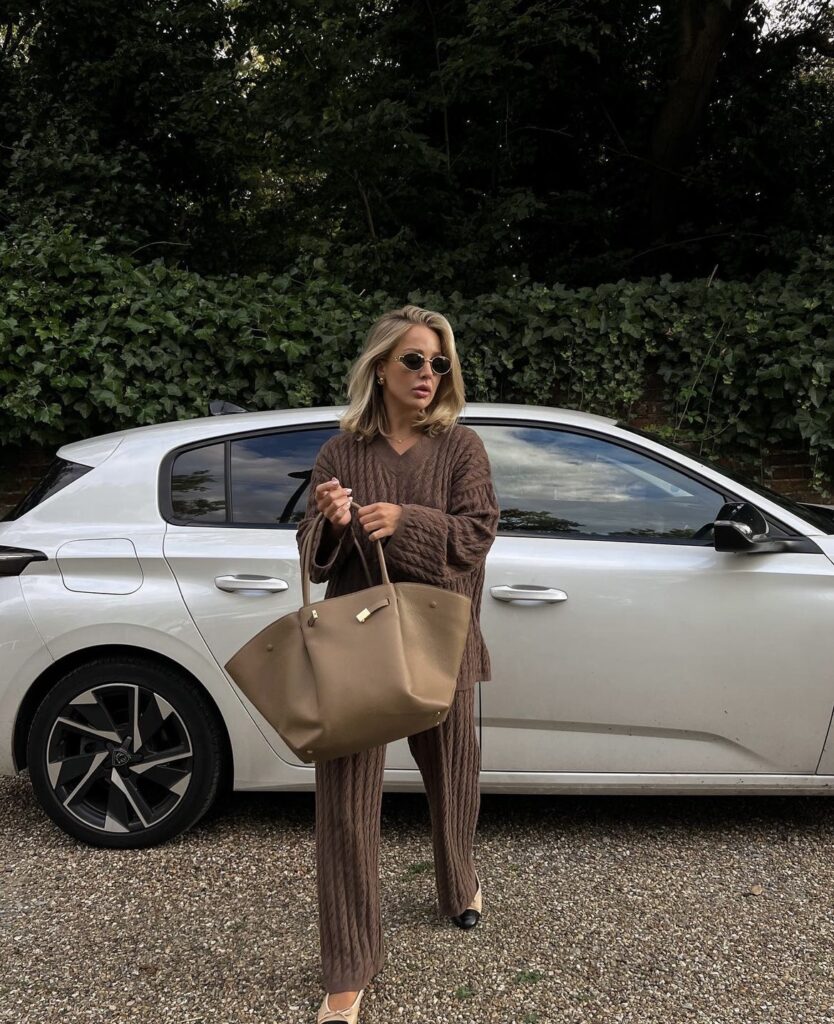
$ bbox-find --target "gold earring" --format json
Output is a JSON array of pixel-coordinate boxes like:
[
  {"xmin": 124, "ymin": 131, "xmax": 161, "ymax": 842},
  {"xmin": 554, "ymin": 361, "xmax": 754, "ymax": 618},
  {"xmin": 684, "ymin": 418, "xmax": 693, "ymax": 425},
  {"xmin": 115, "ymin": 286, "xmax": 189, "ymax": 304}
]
[{"xmin": 377, "ymin": 377, "xmax": 384, "ymax": 384}]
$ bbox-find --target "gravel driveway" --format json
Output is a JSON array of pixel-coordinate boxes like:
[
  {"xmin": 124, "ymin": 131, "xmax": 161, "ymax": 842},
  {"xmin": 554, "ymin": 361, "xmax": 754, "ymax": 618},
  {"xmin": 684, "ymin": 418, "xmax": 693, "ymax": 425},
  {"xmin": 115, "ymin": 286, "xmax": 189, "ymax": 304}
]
[{"xmin": 2, "ymin": 774, "xmax": 834, "ymax": 1024}]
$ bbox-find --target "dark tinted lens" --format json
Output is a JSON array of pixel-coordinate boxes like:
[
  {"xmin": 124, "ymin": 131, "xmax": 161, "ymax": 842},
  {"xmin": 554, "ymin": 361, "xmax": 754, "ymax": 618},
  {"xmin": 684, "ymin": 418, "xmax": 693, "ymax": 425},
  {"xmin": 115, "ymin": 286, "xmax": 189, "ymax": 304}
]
[
  {"xmin": 431, "ymin": 356, "xmax": 452, "ymax": 373},
  {"xmin": 400, "ymin": 353, "xmax": 425, "ymax": 369}
]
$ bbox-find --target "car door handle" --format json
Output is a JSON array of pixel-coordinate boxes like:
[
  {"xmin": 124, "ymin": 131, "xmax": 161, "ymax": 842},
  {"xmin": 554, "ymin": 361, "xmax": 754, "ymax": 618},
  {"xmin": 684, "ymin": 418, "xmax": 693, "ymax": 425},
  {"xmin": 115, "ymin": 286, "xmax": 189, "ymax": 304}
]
[
  {"xmin": 214, "ymin": 575, "xmax": 290, "ymax": 593},
  {"xmin": 490, "ymin": 585, "xmax": 568, "ymax": 603}
]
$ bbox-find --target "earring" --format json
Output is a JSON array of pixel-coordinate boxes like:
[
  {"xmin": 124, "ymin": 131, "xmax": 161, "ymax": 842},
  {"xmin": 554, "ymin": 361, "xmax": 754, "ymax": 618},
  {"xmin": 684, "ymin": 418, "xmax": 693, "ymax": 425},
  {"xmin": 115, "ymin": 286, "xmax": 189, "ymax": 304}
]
[{"xmin": 377, "ymin": 377, "xmax": 384, "ymax": 385}]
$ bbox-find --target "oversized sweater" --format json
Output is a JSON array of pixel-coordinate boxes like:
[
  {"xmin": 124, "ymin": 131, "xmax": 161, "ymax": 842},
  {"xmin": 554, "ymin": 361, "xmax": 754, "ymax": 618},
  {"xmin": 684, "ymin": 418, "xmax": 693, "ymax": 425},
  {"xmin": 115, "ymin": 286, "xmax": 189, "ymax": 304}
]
[{"xmin": 295, "ymin": 422, "xmax": 500, "ymax": 691}]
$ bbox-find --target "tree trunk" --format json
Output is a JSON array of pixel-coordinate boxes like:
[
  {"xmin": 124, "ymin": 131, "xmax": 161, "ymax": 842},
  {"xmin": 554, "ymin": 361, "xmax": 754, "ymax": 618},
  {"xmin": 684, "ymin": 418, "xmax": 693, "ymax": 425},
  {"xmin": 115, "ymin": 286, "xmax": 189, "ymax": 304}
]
[{"xmin": 648, "ymin": 0, "xmax": 753, "ymax": 243}]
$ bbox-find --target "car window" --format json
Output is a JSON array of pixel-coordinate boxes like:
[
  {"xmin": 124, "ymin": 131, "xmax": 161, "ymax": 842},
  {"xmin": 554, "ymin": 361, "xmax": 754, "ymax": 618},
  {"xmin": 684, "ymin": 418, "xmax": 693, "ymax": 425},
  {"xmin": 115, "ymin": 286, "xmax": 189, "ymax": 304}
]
[
  {"xmin": 230, "ymin": 428, "xmax": 339, "ymax": 524},
  {"xmin": 169, "ymin": 428, "xmax": 340, "ymax": 525},
  {"xmin": 470, "ymin": 424, "xmax": 727, "ymax": 542},
  {"xmin": 1, "ymin": 457, "xmax": 93, "ymax": 522},
  {"xmin": 170, "ymin": 442, "xmax": 226, "ymax": 522}
]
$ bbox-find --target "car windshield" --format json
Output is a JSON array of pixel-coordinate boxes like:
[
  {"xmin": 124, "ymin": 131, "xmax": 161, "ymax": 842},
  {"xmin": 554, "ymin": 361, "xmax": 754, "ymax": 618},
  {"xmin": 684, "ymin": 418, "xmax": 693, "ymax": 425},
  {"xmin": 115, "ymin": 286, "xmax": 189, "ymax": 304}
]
[{"xmin": 616, "ymin": 422, "xmax": 834, "ymax": 535}]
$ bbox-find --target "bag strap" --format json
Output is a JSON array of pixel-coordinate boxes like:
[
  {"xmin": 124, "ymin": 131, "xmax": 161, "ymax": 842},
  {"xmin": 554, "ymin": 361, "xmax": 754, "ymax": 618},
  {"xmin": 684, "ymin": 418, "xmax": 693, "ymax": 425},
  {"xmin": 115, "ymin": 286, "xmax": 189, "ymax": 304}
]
[{"xmin": 300, "ymin": 500, "xmax": 390, "ymax": 607}]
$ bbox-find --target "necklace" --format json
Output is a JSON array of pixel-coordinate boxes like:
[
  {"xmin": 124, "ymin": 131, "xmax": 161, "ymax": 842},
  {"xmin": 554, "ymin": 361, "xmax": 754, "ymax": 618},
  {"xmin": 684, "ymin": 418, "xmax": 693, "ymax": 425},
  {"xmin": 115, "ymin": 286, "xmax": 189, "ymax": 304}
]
[{"xmin": 382, "ymin": 428, "xmax": 420, "ymax": 443}]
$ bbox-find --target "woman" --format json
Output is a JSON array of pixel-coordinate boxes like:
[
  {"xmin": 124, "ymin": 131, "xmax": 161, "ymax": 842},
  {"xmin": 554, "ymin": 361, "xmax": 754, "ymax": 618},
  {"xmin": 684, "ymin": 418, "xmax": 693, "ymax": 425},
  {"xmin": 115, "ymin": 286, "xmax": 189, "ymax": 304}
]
[{"xmin": 295, "ymin": 303, "xmax": 500, "ymax": 1024}]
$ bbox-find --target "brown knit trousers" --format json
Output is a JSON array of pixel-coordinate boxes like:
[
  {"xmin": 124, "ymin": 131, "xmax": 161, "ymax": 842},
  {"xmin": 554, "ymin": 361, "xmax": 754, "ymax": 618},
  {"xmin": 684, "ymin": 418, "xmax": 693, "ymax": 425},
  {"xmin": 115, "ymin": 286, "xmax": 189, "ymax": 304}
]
[{"xmin": 313, "ymin": 686, "xmax": 481, "ymax": 993}]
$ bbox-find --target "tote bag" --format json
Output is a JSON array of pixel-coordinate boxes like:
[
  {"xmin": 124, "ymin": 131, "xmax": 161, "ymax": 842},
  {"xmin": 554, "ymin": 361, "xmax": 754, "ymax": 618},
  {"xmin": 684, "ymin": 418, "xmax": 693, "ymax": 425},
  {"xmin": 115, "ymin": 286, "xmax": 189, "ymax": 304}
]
[{"xmin": 224, "ymin": 504, "xmax": 472, "ymax": 762}]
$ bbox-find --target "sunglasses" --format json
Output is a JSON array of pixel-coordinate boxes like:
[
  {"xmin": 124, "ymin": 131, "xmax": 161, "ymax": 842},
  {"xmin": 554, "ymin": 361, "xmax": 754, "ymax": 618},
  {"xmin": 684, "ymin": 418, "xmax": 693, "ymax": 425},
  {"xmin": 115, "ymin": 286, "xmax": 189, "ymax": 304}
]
[{"xmin": 393, "ymin": 352, "xmax": 452, "ymax": 374}]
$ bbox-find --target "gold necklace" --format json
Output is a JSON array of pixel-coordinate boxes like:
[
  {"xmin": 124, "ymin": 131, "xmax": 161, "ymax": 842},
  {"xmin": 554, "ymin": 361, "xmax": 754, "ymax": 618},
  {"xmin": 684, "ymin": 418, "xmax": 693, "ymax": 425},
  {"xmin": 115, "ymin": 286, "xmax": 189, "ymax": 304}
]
[{"xmin": 382, "ymin": 429, "xmax": 419, "ymax": 443}]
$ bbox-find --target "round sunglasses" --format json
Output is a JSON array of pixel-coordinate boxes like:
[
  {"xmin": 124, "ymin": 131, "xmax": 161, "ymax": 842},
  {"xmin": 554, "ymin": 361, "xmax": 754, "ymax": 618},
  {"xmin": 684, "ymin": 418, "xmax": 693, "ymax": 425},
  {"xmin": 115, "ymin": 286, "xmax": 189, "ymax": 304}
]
[{"xmin": 392, "ymin": 352, "xmax": 452, "ymax": 374}]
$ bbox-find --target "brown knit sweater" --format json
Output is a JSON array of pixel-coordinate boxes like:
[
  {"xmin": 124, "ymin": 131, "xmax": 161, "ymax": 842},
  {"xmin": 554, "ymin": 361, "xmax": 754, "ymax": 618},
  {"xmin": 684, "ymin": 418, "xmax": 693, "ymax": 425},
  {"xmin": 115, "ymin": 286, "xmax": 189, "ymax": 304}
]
[{"xmin": 295, "ymin": 423, "xmax": 500, "ymax": 691}]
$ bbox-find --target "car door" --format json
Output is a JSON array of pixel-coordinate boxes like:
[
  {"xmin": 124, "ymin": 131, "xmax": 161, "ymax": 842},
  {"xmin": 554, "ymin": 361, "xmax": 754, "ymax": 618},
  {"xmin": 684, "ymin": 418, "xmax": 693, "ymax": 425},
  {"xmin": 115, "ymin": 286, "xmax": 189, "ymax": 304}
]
[
  {"xmin": 160, "ymin": 423, "xmax": 430, "ymax": 771},
  {"xmin": 469, "ymin": 420, "xmax": 834, "ymax": 776}
]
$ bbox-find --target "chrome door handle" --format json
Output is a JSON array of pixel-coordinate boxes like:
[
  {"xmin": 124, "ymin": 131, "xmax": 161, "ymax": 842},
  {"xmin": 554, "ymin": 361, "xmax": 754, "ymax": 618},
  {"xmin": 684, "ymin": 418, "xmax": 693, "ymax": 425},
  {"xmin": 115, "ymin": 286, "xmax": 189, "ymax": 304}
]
[
  {"xmin": 215, "ymin": 575, "xmax": 290, "ymax": 593},
  {"xmin": 490, "ymin": 585, "xmax": 568, "ymax": 603}
]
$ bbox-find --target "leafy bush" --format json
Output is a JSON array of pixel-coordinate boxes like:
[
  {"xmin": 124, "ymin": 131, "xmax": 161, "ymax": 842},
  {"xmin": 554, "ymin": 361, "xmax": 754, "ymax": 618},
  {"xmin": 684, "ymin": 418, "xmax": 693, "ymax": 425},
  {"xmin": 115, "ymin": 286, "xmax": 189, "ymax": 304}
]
[{"xmin": 2, "ymin": 220, "xmax": 832, "ymax": 493}]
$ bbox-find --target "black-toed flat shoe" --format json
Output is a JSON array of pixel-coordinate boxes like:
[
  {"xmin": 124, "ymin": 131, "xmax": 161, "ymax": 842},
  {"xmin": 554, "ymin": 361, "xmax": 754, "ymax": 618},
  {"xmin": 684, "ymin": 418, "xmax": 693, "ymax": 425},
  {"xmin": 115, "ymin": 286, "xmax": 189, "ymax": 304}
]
[{"xmin": 451, "ymin": 875, "xmax": 482, "ymax": 930}]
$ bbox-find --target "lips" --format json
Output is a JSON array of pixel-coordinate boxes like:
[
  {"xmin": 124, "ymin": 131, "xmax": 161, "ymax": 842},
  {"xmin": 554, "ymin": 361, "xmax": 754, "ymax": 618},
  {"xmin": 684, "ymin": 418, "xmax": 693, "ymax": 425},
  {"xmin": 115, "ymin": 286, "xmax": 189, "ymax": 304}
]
[{"xmin": 413, "ymin": 386, "xmax": 431, "ymax": 396}]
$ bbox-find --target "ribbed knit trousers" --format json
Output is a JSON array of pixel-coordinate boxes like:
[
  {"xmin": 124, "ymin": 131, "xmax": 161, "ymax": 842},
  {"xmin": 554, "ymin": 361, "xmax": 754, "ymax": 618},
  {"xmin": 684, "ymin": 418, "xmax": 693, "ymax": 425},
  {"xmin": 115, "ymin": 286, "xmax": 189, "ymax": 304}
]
[{"xmin": 313, "ymin": 686, "xmax": 481, "ymax": 993}]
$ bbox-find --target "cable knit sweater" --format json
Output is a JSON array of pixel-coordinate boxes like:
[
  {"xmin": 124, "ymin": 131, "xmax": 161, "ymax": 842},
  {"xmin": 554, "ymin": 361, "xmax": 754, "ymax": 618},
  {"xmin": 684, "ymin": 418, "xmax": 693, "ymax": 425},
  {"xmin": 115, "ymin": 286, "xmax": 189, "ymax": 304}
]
[{"xmin": 295, "ymin": 422, "xmax": 500, "ymax": 691}]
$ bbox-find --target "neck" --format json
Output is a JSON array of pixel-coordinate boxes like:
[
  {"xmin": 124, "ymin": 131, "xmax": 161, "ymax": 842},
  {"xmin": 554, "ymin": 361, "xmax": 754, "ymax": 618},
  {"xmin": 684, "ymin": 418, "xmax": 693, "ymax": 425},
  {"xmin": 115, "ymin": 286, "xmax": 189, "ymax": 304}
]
[{"xmin": 382, "ymin": 402, "xmax": 419, "ymax": 438}]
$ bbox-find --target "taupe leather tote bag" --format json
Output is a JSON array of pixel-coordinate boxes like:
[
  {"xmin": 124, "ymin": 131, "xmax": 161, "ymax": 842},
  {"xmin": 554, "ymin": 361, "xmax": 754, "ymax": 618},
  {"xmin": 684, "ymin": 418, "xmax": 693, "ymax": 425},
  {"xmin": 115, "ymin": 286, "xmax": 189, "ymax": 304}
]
[{"xmin": 224, "ymin": 506, "xmax": 472, "ymax": 763}]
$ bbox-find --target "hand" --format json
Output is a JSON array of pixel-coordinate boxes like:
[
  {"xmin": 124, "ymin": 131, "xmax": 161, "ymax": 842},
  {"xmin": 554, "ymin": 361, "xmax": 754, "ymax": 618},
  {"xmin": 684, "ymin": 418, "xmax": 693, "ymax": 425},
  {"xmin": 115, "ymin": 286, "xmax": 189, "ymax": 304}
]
[
  {"xmin": 314, "ymin": 477, "xmax": 353, "ymax": 529},
  {"xmin": 356, "ymin": 501, "xmax": 403, "ymax": 542}
]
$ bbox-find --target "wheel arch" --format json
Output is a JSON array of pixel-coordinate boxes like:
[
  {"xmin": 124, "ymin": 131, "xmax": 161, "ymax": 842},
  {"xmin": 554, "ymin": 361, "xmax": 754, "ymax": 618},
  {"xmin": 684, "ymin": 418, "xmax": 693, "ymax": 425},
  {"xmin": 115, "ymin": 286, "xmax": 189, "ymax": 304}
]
[{"xmin": 13, "ymin": 643, "xmax": 234, "ymax": 798}]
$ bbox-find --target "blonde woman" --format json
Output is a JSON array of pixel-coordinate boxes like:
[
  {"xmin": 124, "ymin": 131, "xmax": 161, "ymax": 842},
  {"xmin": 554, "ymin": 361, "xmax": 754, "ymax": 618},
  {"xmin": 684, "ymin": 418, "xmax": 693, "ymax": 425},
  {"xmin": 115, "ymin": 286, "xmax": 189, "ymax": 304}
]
[{"xmin": 295, "ymin": 304, "xmax": 500, "ymax": 1023}]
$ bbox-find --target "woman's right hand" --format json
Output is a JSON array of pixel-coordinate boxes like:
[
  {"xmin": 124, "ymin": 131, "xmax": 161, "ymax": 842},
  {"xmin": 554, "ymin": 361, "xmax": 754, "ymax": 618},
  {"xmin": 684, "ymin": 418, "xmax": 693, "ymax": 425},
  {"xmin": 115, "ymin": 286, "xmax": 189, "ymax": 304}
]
[{"xmin": 315, "ymin": 477, "xmax": 353, "ymax": 530}]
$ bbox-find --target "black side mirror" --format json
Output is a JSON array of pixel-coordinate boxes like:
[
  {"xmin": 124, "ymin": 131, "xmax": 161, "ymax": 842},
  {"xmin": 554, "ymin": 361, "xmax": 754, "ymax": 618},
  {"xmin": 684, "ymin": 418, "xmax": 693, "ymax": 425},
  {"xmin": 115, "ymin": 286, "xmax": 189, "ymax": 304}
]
[{"xmin": 714, "ymin": 501, "xmax": 785, "ymax": 553}]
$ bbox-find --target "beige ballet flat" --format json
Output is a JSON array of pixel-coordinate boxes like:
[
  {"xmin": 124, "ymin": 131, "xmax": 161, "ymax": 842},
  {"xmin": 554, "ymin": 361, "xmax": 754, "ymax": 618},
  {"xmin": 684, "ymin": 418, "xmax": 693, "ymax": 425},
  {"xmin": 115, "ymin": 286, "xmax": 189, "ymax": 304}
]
[
  {"xmin": 317, "ymin": 989, "xmax": 364, "ymax": 1024},
  {"xmin": 451, "ymin": 874, "xmax": 482, "ymax": 929}
]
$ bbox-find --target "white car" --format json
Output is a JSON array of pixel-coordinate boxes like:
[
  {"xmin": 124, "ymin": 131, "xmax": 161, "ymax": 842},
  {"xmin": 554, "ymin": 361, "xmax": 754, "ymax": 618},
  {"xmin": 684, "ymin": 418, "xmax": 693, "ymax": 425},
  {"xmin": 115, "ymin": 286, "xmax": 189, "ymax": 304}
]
[{"xmin": 4, "ymin": 402, "xmax": 834, "ymax": 848}]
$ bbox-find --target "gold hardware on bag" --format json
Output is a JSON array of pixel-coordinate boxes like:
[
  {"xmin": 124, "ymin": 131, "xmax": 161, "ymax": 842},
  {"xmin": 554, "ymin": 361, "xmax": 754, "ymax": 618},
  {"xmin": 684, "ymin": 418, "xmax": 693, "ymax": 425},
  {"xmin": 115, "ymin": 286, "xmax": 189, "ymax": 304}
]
[
  {"xmin": 308, "ymin": 609, "xmax": 319, "ymax": 627},
  {"xmin": 356, "ymin": 597, "xmax": 390, "ymax": 623}
]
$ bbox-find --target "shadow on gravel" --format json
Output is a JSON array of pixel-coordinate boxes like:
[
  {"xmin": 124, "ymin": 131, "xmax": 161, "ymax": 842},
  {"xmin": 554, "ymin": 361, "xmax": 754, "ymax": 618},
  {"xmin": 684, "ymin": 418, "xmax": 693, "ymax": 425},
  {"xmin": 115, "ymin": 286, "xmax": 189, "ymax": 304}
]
[{"xmin": 198, "ymin": 787, "xmax": 834, "ymax": 842}]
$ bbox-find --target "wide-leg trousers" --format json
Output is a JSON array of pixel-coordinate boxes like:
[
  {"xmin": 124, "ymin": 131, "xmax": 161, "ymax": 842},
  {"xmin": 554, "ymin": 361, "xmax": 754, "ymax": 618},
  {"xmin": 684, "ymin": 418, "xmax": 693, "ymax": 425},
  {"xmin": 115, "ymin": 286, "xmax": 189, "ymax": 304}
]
[{"xmin": 313, "ymin": 686, "xmax": 481, "ymax": 993}]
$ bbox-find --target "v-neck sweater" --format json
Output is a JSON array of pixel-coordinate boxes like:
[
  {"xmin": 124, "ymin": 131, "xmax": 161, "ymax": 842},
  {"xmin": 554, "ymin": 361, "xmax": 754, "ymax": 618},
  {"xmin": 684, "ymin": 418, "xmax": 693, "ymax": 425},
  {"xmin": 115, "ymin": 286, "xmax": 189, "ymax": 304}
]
[{"xmin": 295, "ymin": 423, "xmax": 500, "ymax": 691}]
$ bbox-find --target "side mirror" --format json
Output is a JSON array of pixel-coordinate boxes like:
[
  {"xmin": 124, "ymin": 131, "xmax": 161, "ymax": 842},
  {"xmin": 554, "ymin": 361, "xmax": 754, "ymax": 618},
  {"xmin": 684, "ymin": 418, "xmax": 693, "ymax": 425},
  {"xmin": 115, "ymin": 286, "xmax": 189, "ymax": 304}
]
[{"xmin": 714, "ymin": 501, "xmax": 786, "ymax": 553}]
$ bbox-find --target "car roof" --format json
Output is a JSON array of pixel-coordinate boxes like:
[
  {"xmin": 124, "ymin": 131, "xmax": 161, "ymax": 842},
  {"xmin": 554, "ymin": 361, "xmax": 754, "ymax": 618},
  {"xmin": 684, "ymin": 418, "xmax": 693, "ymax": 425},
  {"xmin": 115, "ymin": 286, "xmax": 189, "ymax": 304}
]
[{"xmin": 56, "ymin": 403, "xmax": 618, "ymax": 467}]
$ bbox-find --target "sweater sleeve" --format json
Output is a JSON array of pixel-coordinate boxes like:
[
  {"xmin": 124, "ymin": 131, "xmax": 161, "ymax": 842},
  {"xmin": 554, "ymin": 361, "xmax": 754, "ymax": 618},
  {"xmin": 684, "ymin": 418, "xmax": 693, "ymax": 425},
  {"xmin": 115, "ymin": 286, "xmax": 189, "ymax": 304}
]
[
  {"xmin": 295, "ymin": 442, "xmax": 355, "ymax": 585},
  {"xmin": 381, "ymin": 430, "xmax": 500, "ymax": 584}
]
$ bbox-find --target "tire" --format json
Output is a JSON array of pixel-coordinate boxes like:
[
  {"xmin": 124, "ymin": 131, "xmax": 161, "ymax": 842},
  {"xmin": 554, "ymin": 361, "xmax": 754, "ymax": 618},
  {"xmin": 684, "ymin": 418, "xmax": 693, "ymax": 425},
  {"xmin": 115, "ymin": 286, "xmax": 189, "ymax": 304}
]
[{"xmin": 27, "ymin": 656, "xmax": 223, "ymax": 848}]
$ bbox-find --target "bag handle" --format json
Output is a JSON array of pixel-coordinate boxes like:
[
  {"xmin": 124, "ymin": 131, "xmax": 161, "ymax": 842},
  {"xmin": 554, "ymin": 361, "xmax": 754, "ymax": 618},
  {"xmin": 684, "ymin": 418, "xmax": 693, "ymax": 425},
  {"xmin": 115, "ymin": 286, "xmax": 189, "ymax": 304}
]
[{"xmin": 300, "ymin": 503, "xmax": 391, "ymax": 607}]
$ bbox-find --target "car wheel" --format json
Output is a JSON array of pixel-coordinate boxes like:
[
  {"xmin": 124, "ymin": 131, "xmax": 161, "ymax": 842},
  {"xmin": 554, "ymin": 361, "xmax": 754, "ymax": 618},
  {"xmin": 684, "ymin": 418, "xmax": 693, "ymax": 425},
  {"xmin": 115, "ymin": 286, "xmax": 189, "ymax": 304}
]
[{"xmin": 27, "ymin": 656, "xmax": 223, "ymax": 848}]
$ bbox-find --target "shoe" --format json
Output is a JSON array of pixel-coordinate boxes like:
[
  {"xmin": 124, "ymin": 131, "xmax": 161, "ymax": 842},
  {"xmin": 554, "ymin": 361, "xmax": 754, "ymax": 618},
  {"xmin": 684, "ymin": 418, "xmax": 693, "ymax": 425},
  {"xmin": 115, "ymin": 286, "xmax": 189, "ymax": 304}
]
[
  {"xmin": 317, "ymin": 989, "xmax": 364, "ymax": 1024},
  {"xmin": 451, "ymin": 874, "xmax": 482, "ymax": 930}
]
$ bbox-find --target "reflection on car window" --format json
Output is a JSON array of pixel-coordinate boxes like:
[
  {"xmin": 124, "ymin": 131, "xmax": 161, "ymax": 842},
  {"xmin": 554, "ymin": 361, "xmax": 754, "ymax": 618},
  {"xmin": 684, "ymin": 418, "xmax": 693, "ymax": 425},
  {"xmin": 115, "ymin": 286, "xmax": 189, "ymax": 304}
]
[
  {"xmin": 231, "ymin": 428, "xmax": 339, "ymax": 524},
  {"xmin": 619, "ymin": 422, "xmax": 834, "ymax": 535},
  {"xmin": 170, "ymin": 428, "xmax": 341, "ymax": 525},
  {"xmin": 470, "ymin": 424, "xmax": 726, "ymax": 542},
  {"xmin": 171, "ymin": 443, "xmax": 226, "ymax": 522}
]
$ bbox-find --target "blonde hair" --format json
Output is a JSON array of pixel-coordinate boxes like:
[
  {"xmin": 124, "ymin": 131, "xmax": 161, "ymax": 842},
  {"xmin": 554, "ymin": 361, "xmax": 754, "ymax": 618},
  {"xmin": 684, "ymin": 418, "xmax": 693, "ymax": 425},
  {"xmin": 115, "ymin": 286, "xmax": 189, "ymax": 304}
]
[{"xmin": 339, "ymin": 304, "xmax": 466, "ymax": 441}]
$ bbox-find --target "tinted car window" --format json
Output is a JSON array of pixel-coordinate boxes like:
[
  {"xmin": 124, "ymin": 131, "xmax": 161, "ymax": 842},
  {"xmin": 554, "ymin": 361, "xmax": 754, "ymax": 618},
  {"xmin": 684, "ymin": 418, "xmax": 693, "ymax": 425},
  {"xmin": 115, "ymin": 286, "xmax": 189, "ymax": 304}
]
[
  {"xmin": 230, "ymin": 428, "xmax": 339, "ymax": 524},
  {"xmin": 470, "ymin": 424, "xmax": 725, "ymax": 541},
  {"xmin": 170, "ymin": 443, "xmax": 226, "ymax": 522},
  {"xmin": 1, "ymin": 457, "xmax": 92, "ymax": 522},
  {"xmin": 620, "ymin": 422, "xmax": 834, "ymax": 535}
]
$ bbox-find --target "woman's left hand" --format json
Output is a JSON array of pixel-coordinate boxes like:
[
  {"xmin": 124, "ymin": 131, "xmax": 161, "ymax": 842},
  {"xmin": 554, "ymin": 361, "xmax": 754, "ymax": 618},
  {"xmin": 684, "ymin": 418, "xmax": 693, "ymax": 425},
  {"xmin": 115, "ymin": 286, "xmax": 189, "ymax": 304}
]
[{"xmin": 355, "ymin": 502, "xmax": 403, "ymax": 542}]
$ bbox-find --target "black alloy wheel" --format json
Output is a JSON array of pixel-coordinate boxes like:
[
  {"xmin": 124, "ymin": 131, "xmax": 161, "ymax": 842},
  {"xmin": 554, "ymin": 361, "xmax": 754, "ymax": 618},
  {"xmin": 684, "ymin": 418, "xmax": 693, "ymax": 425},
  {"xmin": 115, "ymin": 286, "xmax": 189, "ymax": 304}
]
[{"xmin": 27, "ymin": 656, "xmax": 223, "ymax": 848}]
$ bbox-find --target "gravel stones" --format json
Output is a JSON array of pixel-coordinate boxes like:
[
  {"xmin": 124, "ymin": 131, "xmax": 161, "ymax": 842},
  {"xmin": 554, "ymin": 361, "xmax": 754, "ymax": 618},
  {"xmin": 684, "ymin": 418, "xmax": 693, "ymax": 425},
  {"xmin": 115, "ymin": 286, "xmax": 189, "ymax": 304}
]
[{"xmin": 3, "ymin": 779, "xmax": 834, "ymax": 1023}]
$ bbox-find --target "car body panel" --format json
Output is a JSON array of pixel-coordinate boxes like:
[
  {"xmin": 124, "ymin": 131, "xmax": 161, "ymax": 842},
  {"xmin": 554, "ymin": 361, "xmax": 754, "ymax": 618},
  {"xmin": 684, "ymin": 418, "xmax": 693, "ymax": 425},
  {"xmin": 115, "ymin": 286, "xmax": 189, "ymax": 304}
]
[
  {"xmin": 0, "ymin": 402, "xmax": 831, "ymax": 796},
  {"xmin": 0, "ymin": 576, "xmax": 55, "ymax": 775},
  {"xmin": 479, "ymin": 534, "xmax": 834, "ymax": 774},
  {"xmin": 7, "ymin": 527, "xmax": 303, "ymax": 786}
]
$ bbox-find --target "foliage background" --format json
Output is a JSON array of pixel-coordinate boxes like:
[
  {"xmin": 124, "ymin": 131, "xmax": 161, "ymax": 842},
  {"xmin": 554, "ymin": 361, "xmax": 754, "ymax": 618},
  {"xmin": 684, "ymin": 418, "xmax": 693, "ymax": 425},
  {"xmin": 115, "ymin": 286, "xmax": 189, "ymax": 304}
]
[{"xmin": 1, "ymin": 0, "xmax": 833, "ymax": 489}]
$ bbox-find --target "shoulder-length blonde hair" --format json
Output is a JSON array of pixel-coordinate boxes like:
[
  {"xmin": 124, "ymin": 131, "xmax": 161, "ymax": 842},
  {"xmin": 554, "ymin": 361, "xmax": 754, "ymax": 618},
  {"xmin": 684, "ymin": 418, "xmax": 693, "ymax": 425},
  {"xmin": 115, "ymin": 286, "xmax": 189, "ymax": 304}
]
[{"xmin": 339, "ymin": 304, "xmax": 466, "ymax": 441}]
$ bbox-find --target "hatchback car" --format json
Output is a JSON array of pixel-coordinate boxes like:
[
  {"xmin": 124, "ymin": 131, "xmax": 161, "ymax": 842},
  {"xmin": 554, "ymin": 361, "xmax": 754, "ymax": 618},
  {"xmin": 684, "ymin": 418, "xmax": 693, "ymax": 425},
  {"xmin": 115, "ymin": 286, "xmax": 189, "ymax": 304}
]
[{"xmin": 4, "ymin": 401, "xmax": 834, "ymax": 849}]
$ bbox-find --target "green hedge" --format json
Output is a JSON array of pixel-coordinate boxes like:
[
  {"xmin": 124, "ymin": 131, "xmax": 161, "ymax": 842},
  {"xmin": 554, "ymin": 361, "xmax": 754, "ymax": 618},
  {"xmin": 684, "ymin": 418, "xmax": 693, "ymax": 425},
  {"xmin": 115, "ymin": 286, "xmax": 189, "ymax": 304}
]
[{"xmin": 2, "ymin": 221, "xmax": 833, "ymax": 494}]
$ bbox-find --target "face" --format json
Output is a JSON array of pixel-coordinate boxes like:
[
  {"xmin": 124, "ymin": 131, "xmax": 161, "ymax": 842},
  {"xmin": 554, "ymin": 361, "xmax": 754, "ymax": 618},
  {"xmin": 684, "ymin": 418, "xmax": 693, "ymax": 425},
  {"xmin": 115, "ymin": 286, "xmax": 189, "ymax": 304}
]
[{"xmin": 377, "ymin": 324, "xmax": 447, "ymax": 411}]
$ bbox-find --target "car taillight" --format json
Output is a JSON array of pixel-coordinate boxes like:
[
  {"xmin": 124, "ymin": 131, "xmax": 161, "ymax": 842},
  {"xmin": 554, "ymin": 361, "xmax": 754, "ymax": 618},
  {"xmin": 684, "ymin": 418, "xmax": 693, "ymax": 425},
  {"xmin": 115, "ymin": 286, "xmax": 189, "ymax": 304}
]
[{"xmin": 0, "ymin": 546, "xmax": 48, "ymax": 577}]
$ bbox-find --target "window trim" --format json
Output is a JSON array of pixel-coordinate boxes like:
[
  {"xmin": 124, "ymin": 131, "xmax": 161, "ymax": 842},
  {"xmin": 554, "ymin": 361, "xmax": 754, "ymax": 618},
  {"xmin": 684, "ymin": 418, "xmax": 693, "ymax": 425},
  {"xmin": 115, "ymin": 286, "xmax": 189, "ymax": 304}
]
[
  {"xmin": 158, "ymin": 424, "xmax": 341, "ymax": 529},
  {"xmin": 461, "ymin": 417, "xmax": 818, "ymax": 549}
]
